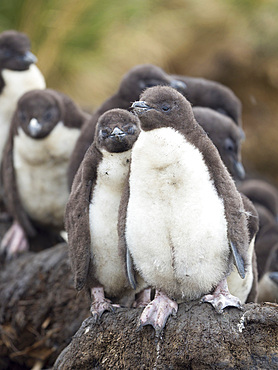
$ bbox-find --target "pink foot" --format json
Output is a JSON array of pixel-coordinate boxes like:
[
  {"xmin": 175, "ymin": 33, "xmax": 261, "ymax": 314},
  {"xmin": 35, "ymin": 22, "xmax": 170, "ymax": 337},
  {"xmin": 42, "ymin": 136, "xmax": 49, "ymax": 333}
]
[
  {"xmin": 139, "ymin": 290, "xmax": 178, "ymax": 334},
  {"xmin": 201, "ymin": 278, "xmax": 242, "ymax": 314},
  {"xmin": 133, "ymin": 288, "xmax": 152, "ymax": 308},
  {"xmin": 0, "ymin": 221, "xmax": 29, "ymax": 259},
  {"xmin": 90, "ymin": 287, "xmax": 120, "ymax": 322}
]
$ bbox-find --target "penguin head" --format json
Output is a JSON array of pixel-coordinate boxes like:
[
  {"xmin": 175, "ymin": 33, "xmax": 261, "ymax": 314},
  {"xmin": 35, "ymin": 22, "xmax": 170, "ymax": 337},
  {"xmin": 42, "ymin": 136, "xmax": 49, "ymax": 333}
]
[
  {"xmin": 15, "ymin": 89, "xmax": 63, "ymax": 139},
  {"xmin": 0, "ymin": 30, "xmax": 37, "ymax": 71},
  {"xmin": 119, "ymin": 64, "xmax": 186, "ymax": 102},
  {"xmin": 96, "ymin": 109, "xmax": 140, "ymax": 153},
  {"xmin": 131, "ymin": 85, "xmax": 194, "ymax": 131},
  {"xmin": 193, "ymin": 107, "xmax": 245, "ymax": 180}
]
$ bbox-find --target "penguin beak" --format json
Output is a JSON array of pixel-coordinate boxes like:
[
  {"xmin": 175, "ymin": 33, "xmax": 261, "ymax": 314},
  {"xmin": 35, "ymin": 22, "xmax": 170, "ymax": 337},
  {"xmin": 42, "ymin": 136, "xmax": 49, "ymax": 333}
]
[
  {"xmin": 109, "ymin": 127, "xmax": 126, "ymax": 141},
  {"xmin": 233, "ymin": 159, "xmax": 245, "ymax": 180},
  {"xmin": 131, "ymin": 101, "xmax": 152, "ymax": 115},
  {"xmin": 28, "ymin": 118, "xmax": 42, "ymax": 137},
  {"xmin": 22, "ymin": 51, "xmax": 37, "ymax": 65},
  {"xmin": 170, "ymin": 79, "xmax": 187, "ymax": 91}
]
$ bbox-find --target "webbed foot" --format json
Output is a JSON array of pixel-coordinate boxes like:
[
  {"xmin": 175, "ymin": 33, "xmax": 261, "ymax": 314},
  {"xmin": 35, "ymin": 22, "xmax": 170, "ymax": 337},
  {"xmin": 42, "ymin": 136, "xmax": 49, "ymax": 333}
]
[
  {"xmin": 201, "ymin": 278, "xmax": 242, "ymax": 314},
  {"xmin": 0, "ymin": 221, "xmax": 29, "ymax": 260},
  {"xmin": 90, "ymin": 287, "xmax": 120, "ymax": 322},
  {"xmin": 139, "ymin": 290, "xmax": 178, "ymax": 335}
]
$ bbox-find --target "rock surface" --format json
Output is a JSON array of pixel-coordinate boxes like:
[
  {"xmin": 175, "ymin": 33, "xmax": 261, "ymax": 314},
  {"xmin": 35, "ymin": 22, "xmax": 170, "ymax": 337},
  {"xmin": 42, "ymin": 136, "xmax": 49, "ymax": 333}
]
[{"xmin": 54, "ymin": 301, "xmax": 278, "ymax": 370}]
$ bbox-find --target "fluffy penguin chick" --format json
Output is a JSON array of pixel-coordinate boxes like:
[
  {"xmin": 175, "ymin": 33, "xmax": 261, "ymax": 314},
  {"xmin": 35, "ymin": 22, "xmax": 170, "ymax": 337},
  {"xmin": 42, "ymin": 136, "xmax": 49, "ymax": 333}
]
[
  {"xmin": 119, "ymin": 86, "xmax": 249, "ymax": 333},
  {"xmin": 65, "ymin": 109, "xmax": 147, "ymax": 320},
  {"xmin": 171, "ymin": 74, "xmax": 242, "ymax": 129},
  {"xmin": 68, "ymin": 64, "xmax": 186, "ymax": 186},
  {"xmin": 0, "ymin": 30, "xmax": 45, "ymax": 164},
  {"xmin": 1, "ymin": 89, "xmax": 89, "ymax": 258},
  {"xmin": 193, "ymin": 107, "xmax": 245, "ymax": 180}
]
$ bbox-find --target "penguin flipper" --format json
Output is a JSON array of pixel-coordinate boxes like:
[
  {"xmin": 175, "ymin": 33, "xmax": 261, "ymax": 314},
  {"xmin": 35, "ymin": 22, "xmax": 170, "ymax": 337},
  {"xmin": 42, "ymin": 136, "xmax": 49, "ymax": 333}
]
[
  {"xmin": 126, "ymin": 248, "xmax": 136, "ymax": 290},
  {"xmin": 65, "ymin": 144, "xmax": 101, "ymax": 291},
  {"xmin": 118, "ymin": 172, "xmax": 137, "ymax": 290},
  {"xmin": 230, "ymin": 240, "xmax": 245, "ymax": 279},
  {"xmin": 1, "ymin": 124, "xmax": 36, "ymax": 237}
]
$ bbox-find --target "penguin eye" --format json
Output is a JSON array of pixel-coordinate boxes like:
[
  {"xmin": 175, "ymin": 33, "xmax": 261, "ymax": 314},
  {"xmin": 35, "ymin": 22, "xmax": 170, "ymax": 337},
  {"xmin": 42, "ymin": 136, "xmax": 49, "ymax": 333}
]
[
  {"xmin": 101, "ymin": 129, "xmax": 110, "ymax": 139},
  {"xmin": 216, "ymin": 108, "xmax": 229, "ymax": 117},
  {"xmin": 44, "ymin": 110, "xmax": 53, "ymax": 121},
  {"xmin": 123, "ymin": 124, "xmax": 135, "ymax": 135},
  {"xmin": 18, "ymin": 111, "xmax": 27, "ymax": 123},
  {"xmin": 224, "ymin": 138, "xmax": 236, "ymax": 152},
  {"xmin": 161, "ymin": 104, "xmax": 171, "ymax": 112}
]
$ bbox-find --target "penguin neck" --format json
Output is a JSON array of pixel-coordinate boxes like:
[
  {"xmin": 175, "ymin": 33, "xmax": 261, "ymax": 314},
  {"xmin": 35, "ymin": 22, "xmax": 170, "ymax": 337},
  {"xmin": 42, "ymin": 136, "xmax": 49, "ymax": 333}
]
[
  {"xmin": 96, "ymin": 149, "xmax": 131, "ymax": 189},
  {"xmin": 1, "ymin": 64, "xmax": 45, "ymax": 109},
  {"xmin": 14, "ymin": 122, "xmax": 80, "ymax": 166}
]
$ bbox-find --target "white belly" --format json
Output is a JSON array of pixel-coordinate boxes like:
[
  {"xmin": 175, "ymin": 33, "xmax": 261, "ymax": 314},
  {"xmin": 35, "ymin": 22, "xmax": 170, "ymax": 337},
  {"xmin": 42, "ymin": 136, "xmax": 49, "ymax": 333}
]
[
  {"xmin": 0, "ymin": 65, "xmax": 46, "ymax": 162},
  {"xmin": 89, "ymin": 150, "xmax": 132, "ymax": 296},
  {"xmin": 126, "ymin": 127, "xmax": 230, "ymax": 301},
  {"xmin": 14, "ymin": 123, "xmax": 80, "ymax": 229}
]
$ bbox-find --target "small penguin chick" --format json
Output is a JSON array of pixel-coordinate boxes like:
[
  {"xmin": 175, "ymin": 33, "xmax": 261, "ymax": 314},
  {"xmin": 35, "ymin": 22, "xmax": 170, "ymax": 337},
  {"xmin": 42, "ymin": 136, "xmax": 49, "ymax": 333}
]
[
  {"xmin": 65, "ymin": 109, "xmax": 148, "ymax": 320},
  {"xmin": 1, "ymin": 89, "xmax": 88, "ymax": 259},
  {"xmin": 68, "ymin": 64, "xmax": 186, "ymax": 187},
  {"xmin": 0, "ymin": 30, "xmax": 45, "ymax": 165},
  {"xmin": 120, "ymin": 86, "xmax": 249, "ymax": 333},
  {"xmin": 170, "ymin": 74, "xmax": 243, "ymax": 129},
  {"xmin": 193, "ymin": 107, "xmax": 245, "ymax": 180},
  {"xmin": 237, "ymin": 179, "xmax": 278, "ymax": 221}
]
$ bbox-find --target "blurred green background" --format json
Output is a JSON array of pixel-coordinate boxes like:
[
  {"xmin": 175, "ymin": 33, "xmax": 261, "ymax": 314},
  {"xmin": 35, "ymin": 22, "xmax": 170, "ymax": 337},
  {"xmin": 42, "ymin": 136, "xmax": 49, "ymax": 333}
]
[{"xmin": 1, "ymin": 0, "xmax": 278, "ymax": 185}]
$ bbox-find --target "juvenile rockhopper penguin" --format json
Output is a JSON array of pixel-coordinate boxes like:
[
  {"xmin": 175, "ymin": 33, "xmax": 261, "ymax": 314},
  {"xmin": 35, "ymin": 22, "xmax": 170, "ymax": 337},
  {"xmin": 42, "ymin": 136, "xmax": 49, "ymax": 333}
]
[
  {"xmin": 0, "ymin": 89, "xmax": 89, "ymax": 258},
  {"xmin": 0, "ymin": 30, "xmax": 45, "ymax": 164},
  {"xmin": 68, "ymin": 64, "xmax": 186, "ymax": 187},
  {"xmin": 171, "ymin": 74, "xmax": 243, "ymax": 130},
  {"xmin": 118, "ymin": 86, "xmax": 250, "ymax": 333},
  {"xmin": 193, "ymin": 107, "xmax": 245, "ymax": 181},
  {"xmin": 65, "ymin": 109, "xmax": 148, "ymax": 320}
]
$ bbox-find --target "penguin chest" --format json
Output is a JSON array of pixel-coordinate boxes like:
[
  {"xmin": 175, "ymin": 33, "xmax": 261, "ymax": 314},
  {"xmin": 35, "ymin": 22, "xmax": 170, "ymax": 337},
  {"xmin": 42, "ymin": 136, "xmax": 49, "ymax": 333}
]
[
  {"xmin": 13, "ymin": 123, "xmax": 80, "ymax": 229},
  {"xmin": 0, "ymin": 65, "xmax": 46, "ymax": 160},
  {"xmin": 126, "ymin": 128, "xmax": 230, "ymax": 301},
  {"xmin": 89, "ymin": 151, "xmax": 131, "ymax": 296}
]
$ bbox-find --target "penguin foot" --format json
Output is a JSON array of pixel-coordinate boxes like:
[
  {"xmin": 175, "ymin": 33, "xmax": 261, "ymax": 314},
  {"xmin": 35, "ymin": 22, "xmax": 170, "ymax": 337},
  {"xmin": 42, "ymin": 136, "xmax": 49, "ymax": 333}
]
[
  {"xmin": 201, "ymin": 278, "xmax": 242, "ymax": 314},
  {"xmin": 90, "ymin": 287, "xmax": 120, "ymax": 322},
  {"xmin": 133, "ymin": 287, "xmax": 152, "ymax": 308},
  {"xmin": 0, "ymin": 221, "xmax": 29, "ymax": 260},
  {"xmin": 139, "ymin": 290, "xmax": 178, "ymax": 335}
]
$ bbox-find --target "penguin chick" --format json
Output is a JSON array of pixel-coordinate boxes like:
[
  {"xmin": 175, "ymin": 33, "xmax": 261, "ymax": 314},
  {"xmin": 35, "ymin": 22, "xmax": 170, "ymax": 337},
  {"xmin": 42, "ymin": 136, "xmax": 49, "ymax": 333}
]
[
  {"xmin": 0, "ymin": 30, "xmax": 45, "ymax": 164},
  {"xmin": 65, "ymin": 109, "xmax": 147, "ymax": 321},
  {"xmin": 68, "ymin": 64, "xmax": 186, "ymax": 187},
  {"xmin": 257, "ymin": 243, "xmax": 278, "ymax": 303},
  {"xmin": 119, "ymin": 86, "xmax": 249, "ymax": 334},
  {"xmin": 237, "ymin": 179, "xmax": 278, "ymax": 222},
  {"xmin": 0, "ymin": 89, "xmax": 89, "ymax": 259},
  {"xmin": 171, "ymin": 74, "xmax": 242, "ymax": 130},
  {"xmin": 193, "ymin": 107, "xmax": 245, "ymax": 180}
]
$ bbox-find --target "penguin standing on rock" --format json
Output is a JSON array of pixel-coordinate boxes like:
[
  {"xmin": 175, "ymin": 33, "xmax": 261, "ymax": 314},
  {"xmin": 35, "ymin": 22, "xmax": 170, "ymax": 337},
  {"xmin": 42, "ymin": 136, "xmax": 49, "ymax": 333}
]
[
  {"xmin": 0, "ymin": 30, "xmax": 45, "ymax": 163},
  {"xmin": 118, "ymin": 86, "xmax": 250, "ymax": 333},
  {"xmin": 65, "ymin": 109, "xmax": 148, "ymax": 320},
  {"xmin": 68, "ymin": 64, "xmax": 186, "ymax": 186},
  {"xmin": 0, "ymin": 89, "xmax": 90, "ymax": 259}
]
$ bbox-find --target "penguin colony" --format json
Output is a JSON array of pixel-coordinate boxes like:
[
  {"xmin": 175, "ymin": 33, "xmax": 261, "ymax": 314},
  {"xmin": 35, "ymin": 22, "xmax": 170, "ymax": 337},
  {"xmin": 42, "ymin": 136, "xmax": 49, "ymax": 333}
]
[{"xmin": 1, "ymin": 29, "xmax": 278, "ymax": 334}]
